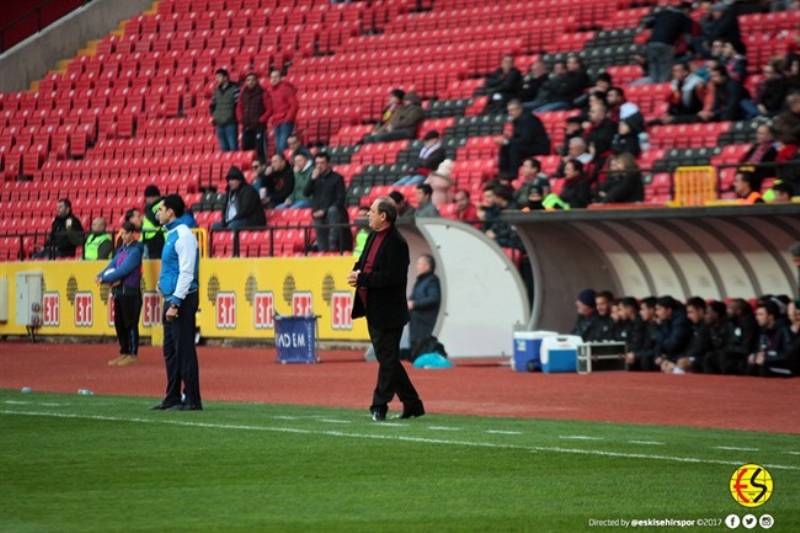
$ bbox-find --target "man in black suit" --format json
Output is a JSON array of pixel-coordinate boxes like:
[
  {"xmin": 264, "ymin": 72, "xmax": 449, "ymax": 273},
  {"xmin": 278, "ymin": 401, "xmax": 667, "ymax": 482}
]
[
  {"xmin": 495, "ymin": 99, "xmax": 551, "ymax": 176},
  {"xmin": 348, "ymin": 198, "xmax": 425, "ymax": 421}
]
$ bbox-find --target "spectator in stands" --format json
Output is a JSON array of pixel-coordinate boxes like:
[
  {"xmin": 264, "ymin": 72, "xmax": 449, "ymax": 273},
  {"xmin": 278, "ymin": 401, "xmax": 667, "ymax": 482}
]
[
  {"xmin": 414, "ymin": 183, "xmax": 440, "ymax": 218},
  {"xmin": 210, "ymin": 68, "xmax": 239, "ymax": 152},
  {"xmin": 408, "ymin": 254, "xmax": 441, "ymax": 353},
  {"xmin": 565, "ymin": 55, "xmax": 591, "ymax": 104},
  {"xmin": 740, "ymin": 124, "xmax": 778, "ymax": 182},
  {"xmin": 483, "ymin": 54, "xmax": 522, "ymax": 113},
  {"xmin": 594, "ymin": 290, "xmax": 617, "ymax": 341},
  {"xmin": 98, "ymin": 221, "xmax": 144, "ymax": 366},
  {"xmin": 395, "ymin": 131, "xmax": 446, "ymax": 186},
  {"xmin": 35, "ymin": 199, "xmax": 85, "ymax": 259},
  {"xmin": 251, "ymin": 159, "xmax": 269, "ymax": 205},
  {"xmin": 388, "ymin": 190, "xmax": 415, "ymax": 222},
  {"xmin": 733, "ymin": 170, "xmax": 765, "ymax": 204},
  {"xmin": 479, "ymin": 184, "xmax": 522, "ymax": 249},
  {"xmin": 278, "ymin": 152, "xmax": 314, "ymax": 209},
  {"xmin": 514, "ymin": 158, "xmax": 551, "ymax": 205},
  {"xmin": 259, "ymin": 154, "xmax": 294, "ymax": 208},
  {"xmin": 213, "ymin": 166, "xmax": 266, "ymax": 230},
  {"xmin": 718, "ymin": 40, "xmax": 747, "ymax": 83},
  {"xmin": 84, "ymin": 217, "xmax": 113, "ymax": 261},
  {"xmin": 559, "ymin": 159, "xmax": 592, "ymax": 208},
  {"xmin": 237, "ymin": 72, "xmax": 272, "ymax": 163},
  {"xmin": 141, "ymin": 185, "xmax": 164, "ymax": 259},
  {"xmin": 653, "ymin": 296, "xmax": 692, "ymax": 370},
  {"xmin": 659, "ymin": 62, "xmax": 706, "ymax": 124},
  {"xmin": 749, "ymin": 61, "xmax": 788, "ymax": 118},
  {"xmin": 698, "ymin": 64, "xmax": 744, "ymax": 122},
  {"xmin": 701, "ymin": 2, "xmax": 745, "ymax": 57},
  {"xmin": 747, "ymin": 301, "xmax": 793, "ymax": 377},
  {"xmin": 305, "ymin": 153, "xmax": 348, "ymax": 252},
  {"xmin": 611, "ymin": 119, "xmax": 642, "ymax": 157},
  {"xmin": 596, "ymin": 153, "xmax": 644, "ymax": 204},
  {"xmin": 560, "ymin": 117, "xmax": 584, "ymax": 155},
  {"xmin": 625, "ymin": 297, "xmax": 660, "ymax": 371},
  {"xmin": 453, "ymin": 189, "xmax": 478, "ymax": 223},
  {"xmin": 572, "ymin": 289, "xmax": 607, "ymax": 342},
  {"xmin": 528, "ymin": 59, "xmax": 586, "ymax": 112},
  {"xmin": 575, "ymin": 74, "xmax": 613, "ymax": 112},
  {"xmin": 268, "ymin": 69, "xmax": 299, "ymax": 156},
  {"xmin": 775, "ymin": 92, "xmax": 800, "ymax": 145},
  {"xmin": 768, "ymin": 181, "xmax": 795, "ymax": 203},
  {"xmin": 375, "ymin": 88, "xmax": 404, "ymax": 132},
  {"xmin": 426, "ymin": 159, "xmax": 454, "ymax": 207},
  {"xmin": 606, "ymin": 87, "xmax": 645, "ymax": 133},
  {"xmin": 643, "ymin": 2, "xmax": 694, "ymax": 83},
  {"xmin": 285, "ymin": 133, "xmax": 311, "ymax": 160},
  {"xmin": 583, "ymin": 102, "xmax": 618, "ymax": 159},
  {"xmin": 668, "ymin": 297, "xmax": 711, "ymax": 373},
  {"xmin": 365, "ymin": 92, "xmax": 425, "ymax": 143},
  {"xmin": 520, "ymin": 60, "xmax": 550, "ymax": 110},
  {"xmin": 495, "ymin": 99, "xmax": 551, "ymax": 176}
]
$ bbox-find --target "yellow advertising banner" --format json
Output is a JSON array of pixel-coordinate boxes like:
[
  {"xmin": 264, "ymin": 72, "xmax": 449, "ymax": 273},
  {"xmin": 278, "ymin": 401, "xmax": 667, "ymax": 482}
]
[{"xmin": 0, "ymin": 257, "xmax": 369, "ymax": 341}]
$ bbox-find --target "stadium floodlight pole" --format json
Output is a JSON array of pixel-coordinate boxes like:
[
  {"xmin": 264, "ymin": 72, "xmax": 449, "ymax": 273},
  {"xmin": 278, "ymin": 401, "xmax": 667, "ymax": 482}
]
[{"xmin": 791, "ymin": 242, "xmax": 800, "ymax": 299}]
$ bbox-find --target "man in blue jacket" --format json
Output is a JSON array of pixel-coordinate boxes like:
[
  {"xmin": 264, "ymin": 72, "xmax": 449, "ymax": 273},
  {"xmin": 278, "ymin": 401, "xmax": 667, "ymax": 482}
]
[
  {"xmin": 98, "ymin": 222, "xmax": 144, "ymax": 366},
  {"xmin": 408, "ymin": 254, "xmax": 441, "ymax": 356},
  {"xmin": 152, "ymin": 194, "xmax": 202, "ymax": 411}
]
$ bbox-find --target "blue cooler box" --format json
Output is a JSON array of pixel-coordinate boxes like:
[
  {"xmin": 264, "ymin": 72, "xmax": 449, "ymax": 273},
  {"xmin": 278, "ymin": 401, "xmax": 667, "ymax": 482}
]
[
  {"xmin": 540, "ymin": 335, "xmax": 582, "ymax": 373},
  {"xmin": 512, "ymin": 331, "xmax": 557, "ymax": 372}
]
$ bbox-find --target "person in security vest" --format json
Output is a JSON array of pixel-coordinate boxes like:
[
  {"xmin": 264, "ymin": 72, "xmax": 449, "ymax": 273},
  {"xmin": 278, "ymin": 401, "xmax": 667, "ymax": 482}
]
[
  {"xmin": 142, "ymin": 185, "xmax": 165, "ymax": 259},
  {"xmin": 98, "ymin": 222, "xmax": 144, "ymax": 366},
  {"xmin": 84, "ymin": 217, "xmax": 113, "ymax": 260}
]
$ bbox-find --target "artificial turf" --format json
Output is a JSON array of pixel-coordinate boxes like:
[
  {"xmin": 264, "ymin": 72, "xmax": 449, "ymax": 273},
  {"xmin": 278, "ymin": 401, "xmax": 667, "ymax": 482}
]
[{"xmin": 1, "ymin": 389, "xmax": 798, "ymax": 532}]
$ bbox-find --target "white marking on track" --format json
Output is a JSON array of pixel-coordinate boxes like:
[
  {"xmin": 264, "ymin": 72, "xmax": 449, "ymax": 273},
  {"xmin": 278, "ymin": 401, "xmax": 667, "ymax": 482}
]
[
  {"xmin": 2, "ymin": 409, "xmax": 799, "ymax": 471},
  {"xmin": 427, "ymin": 426, "xmax": 461, "ymax": 431},
  {"xmin": 486, "ymin": 430, "xmax": 523, "ymax": 435},
  {"xmin": 714, "ymin": 446, "xmax": 760, "ymax": 452},
  {"xmin": 559, "ymin": 435, "xmax": 602, "ymax": 441},
  {"xmin": 628, "ymin": 440, "xmax": 666, "ymax": 446}
]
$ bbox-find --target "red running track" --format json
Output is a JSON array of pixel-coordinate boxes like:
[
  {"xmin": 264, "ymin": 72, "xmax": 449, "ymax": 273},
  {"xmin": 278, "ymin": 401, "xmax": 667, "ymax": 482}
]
[{"xmin": 0, "ymin": 342, "xmax": 797, "ymax": 434}]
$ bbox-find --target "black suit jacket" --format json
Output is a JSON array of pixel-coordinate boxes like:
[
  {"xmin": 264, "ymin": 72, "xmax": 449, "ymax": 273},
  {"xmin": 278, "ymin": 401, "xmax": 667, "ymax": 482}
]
[{"xmin": 351, "ymin": 226, "xmax": 410, "ymax": 329}]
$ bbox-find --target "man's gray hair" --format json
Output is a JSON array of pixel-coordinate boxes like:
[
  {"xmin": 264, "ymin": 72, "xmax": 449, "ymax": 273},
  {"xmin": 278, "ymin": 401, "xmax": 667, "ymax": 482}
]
[{"xmin": 376, "ymin": 197, "xmax": 397, "ymax": 225}]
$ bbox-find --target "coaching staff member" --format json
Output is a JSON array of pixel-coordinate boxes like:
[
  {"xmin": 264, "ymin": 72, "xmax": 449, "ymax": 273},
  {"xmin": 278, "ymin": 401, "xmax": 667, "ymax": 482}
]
[
  {"xmin": 152, "ymin": 194, "xmax": 202, "ymax": 411},
  {"xmin": 348, "ymin": 198, "xmax": 425, "ymax": 421}
]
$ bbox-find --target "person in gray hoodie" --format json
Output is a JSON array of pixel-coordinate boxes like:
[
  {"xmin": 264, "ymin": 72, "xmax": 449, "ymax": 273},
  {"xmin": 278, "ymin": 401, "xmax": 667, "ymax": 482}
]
[{"xmin": 210, "ymin": 68, "xmax": 240, "ymax": 152}]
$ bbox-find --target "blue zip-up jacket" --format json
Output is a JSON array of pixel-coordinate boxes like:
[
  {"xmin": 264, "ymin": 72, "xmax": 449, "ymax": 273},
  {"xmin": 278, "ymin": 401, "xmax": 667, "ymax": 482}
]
[
  {"xmin": 99, "ymin": 241, "xmax": 144, "ymax": 290},
  {"xmin": 158, "ymin": 217, "xmax": 199, "ymax": 306}
]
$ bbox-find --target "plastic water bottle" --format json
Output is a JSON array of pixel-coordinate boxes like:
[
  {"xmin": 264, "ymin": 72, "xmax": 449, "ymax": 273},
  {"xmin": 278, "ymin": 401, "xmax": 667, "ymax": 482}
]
[
  {"xmin": 77, "ymin": 389, "xmax": 94, "ymax": 396},
  {"xmin": 20, "ymin": 387, "xmax": 32, "ymax": 394}
]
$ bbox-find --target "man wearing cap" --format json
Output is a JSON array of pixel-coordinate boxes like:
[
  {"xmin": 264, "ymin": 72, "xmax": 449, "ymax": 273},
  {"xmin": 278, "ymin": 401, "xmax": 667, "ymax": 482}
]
[
  {"xmin": 142, "ymin": 185, "xmax": 164, "ymax": 259},
  {"xmin": 348, "ymin": 198, "xmax": 425, "ymax": 421},
  {"xmin": 571, "ymin": 289, "xmax": 607, "ymax": 341},
  {"xmin": 153, "ymin": 194, "xmax": 202, "ymax": 411},
  {"xmin": 213, "ymin": 166, "xmax": 266, "ymax": 230},
  {"xmin": 98, "ymin": 222, "xmax": 144, "ymax": 366}
]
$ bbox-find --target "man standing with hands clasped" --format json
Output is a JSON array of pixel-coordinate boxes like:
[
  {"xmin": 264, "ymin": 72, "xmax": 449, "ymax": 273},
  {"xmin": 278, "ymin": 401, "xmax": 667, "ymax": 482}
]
[
  {"xmin": 152, "ymin": 194, "xmax": 202, "ymax": 411},
  {"xmin": 348, "ymin": 198, "xmax": 425, "ymax": 421}
]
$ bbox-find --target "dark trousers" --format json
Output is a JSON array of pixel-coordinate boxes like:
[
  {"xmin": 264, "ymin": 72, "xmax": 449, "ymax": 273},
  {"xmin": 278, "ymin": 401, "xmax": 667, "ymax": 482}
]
[
  {"xmin": 368, "ymin": 323, "xmax": 421, "ymax": 412},
  {"xmin": 499, "ymin": 142, "xmax": 529, "ymax": 176},
  {"xmin": 114, "ymin": 291, "xmax": 142, "ymax": 356},
  {"xmin": 162, "ymin": 291, "xmax": 201, "ymax": 407},
  {"xmin": 313, "ymin": 206, "xmax": 343, "ymax": 252},
  {"xmin": 242, "ymin": 125, "xmax": 267, "ymax": 163}
]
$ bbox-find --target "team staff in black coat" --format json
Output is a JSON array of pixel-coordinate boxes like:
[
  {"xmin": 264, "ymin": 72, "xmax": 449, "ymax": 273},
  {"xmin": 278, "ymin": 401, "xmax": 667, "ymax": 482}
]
[
  {"xmin": 408, "ymin": 254, "xmax": 441, "ymax": 352},
  {"xmin": 349, "ymin": 198, "xmax": 424, "ymax": 421},
  {"xmin": 495, "ymin": 99, "xmax": 551, "ymax": 176},
  {"xmin": 213, "ymin": 166, "xmax": 266, "ymax": 230}
]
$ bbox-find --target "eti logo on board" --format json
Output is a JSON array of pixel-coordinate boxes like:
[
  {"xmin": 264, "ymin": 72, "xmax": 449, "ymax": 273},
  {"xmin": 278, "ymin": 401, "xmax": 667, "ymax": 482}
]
[
  {"xmin": 74, "ymin": 292, "xmax": 93, "ymax": 327},
  {"xmin": 216, "ymin": 292, "xmax": 236, "ymax": 329},
  {"xmin": 330, "ymin": 292, "xmax": 353, "ymax": 330},
  {"xmin": 42, "ymin": 292, "xmax": 60, "ymax": 327},
  {"xmin": 254, "ymin": 291, "xmax": 274, "ymax": 330},
  {"xmin": 292, "ymin": 292, "xmax": 313, "ymax": 317},
  {"xmin": 142, "ymin": 292, "xmax": 162, "ymax": 327}
]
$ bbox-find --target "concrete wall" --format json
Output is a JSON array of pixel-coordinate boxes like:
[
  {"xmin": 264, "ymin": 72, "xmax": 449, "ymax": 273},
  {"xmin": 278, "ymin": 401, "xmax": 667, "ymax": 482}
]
[{"xmin": 0, "ymin": 0, "xmax": 154, "ymax": 93}]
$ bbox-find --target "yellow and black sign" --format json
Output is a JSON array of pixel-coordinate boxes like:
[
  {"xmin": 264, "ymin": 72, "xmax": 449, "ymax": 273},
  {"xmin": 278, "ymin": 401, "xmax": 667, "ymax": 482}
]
[{"xmin": 729, "ymin": 464, "xmax": 773, "ymax": 508}]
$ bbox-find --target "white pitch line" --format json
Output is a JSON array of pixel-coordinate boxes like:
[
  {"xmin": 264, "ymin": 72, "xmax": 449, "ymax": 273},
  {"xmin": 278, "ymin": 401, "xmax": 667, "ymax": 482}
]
[
  {"xmin": 559, "ymin": 435, "xmax": 603, "ymax": 441},
  {"xmin": 427, "ymin": 426, "xmax": 461, "ymax": 431},
  {"xmin": 714, "ymin": 446, "xmax": 760, "ymax": 452},
  {"xmin": 2, "ymin": 409, "xmax": 799, "ymax": 471},
  {"xmin": 784, "ymin": 451, "xmax": 800, "ymax": 456},
  {"xmin": 628, "ymin": 440, "xmax": 666, "ymax": 446},
  {"xmin": 4, "ymin": 400, "xmax": 32, "ymax": 405},
  {"xmin": 377, "ymin": 422, "xmax": 408, "ymax": 427},
  {"xmin": 486, "ymin": 430, "xmax": 523, "ymax": 435},
  {"xmin": 317, "ymin": 418, "xmax": 352, "ymax": 424},
  {"xmin": 4, "ymin": 400, "xmax": 66, "ymax": 407},
  {"xmin": 272, "ymin": 415, "xmax": 300, "ymax": 420}
]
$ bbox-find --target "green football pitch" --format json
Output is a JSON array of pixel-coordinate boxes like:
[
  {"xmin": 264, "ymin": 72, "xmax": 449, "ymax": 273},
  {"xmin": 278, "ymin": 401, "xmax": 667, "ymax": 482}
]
[{"xmin": 1, "ymin": 389, "xmax": 798, "ymax": 532}]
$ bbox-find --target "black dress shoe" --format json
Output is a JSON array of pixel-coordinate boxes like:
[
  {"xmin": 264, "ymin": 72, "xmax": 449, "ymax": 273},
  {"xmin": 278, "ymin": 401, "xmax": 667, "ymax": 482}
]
[
  {"xmin": 178, "ymin": 403, "xmax": 203, "ymax": 411},
  {"xmin": 398, "ymin": 402, "xmax": 425, "ymax": 419},
  {"xmin": 370, "ymin": 408, "xmax": 387, "ymax": 422},
  {"xmin": 150, "ymin": 402, "xmax": 180, "ymax": 411}
]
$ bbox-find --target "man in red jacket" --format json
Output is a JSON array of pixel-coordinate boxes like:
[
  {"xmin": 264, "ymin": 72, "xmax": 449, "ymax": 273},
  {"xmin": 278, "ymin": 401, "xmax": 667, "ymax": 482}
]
[
  {"xmin": 237, "ymin": 73, "xmax": 272, "ymax": 163},
  {"xmin": 269, "ymin": 69, "xmax": 299, "ymax": 157}
]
